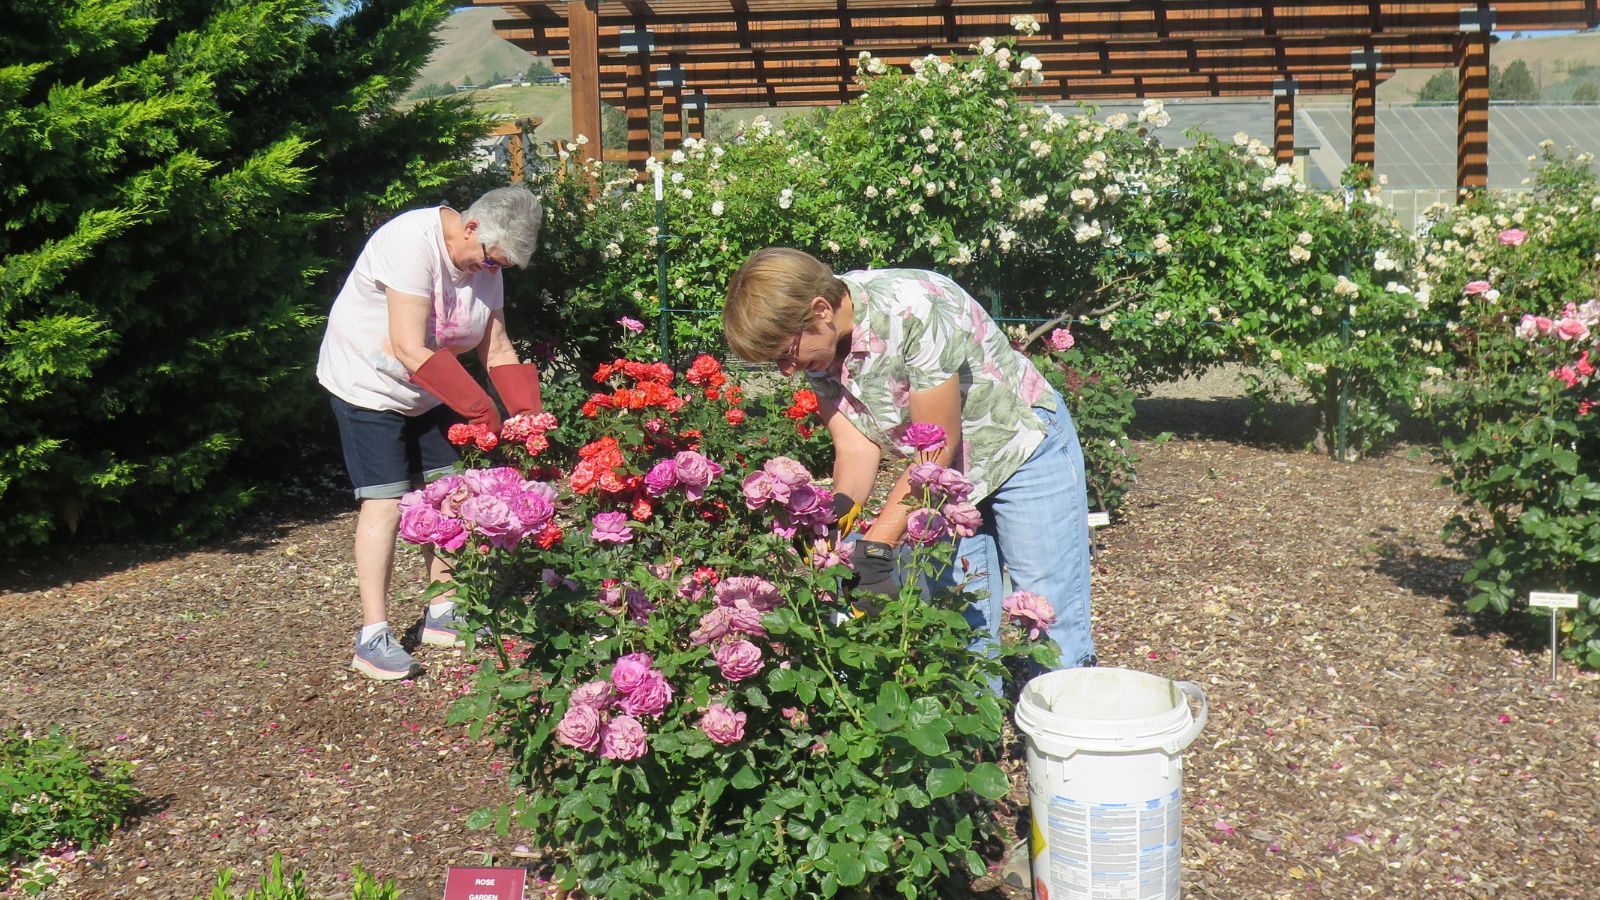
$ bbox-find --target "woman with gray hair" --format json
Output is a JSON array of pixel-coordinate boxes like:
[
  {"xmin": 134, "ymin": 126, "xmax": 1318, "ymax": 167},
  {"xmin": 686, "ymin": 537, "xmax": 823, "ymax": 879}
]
[{"xmin": 317, "ymin": 185, "xmax": 544, "ymax": 680}]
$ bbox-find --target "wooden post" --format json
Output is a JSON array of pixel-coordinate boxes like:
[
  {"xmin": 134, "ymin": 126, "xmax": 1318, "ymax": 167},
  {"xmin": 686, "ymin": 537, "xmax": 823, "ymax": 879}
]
[
  {"xmin": 1457, "ymin": 33, "xmax": 1491, "ymax": 194},
  {"xmin": 1349, "ymin": 50, "xmax": 1379, "ymax": 171},
  {"xmin": 568, "ymin": 1, "xmax": 600, "ymax": 165},
  {"xmin": 662, "ymin": 85, "xmax": 684, "ymax": 150},
  {"xmin": 1272, "ymin": 78, "xmax": 1296, "ymax": 166},
  {"xmin": 626, "ymin": 61, "xmax": 652, "ymax": 169},
  {"xmin": 685, "ymin": 102, "xmax": 706, "ymax": 140}
]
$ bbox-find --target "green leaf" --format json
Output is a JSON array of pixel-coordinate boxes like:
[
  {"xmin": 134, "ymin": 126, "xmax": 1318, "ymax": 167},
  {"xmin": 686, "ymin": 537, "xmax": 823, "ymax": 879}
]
[
  {"xmin": 927, "ymin": 767, "xmax": 965, "ymax": 799},
  {"xmin": 730, "ymin": 766, "xmax": 760, "ymax": 790},
  {"xmin": 967, "ymin": 762, "xmax": 1010, "ymax": 799},
  {"xmin": 905, "ymin": 723, "xmax": 950, "ymax": 755},
  {"xmin": 830, "ymin": 842, "xmax": 868, "ymax": 886}
]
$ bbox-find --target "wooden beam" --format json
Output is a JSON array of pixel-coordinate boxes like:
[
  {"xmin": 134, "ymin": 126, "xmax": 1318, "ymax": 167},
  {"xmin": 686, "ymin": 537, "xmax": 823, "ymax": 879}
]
[
  {"xmin": 625, "ymin": 51, "xmax": 653, "ymax": 168},
  {"xmin": 662, "ymin": 83, "xmax": 683, "ymax": 148}
]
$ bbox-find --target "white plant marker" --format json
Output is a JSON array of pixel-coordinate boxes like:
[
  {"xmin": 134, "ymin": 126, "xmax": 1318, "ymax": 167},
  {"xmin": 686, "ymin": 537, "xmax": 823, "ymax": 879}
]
[{"xmin": 1529, "ymin": 591, "xmax": 1579, "ymax": 681}]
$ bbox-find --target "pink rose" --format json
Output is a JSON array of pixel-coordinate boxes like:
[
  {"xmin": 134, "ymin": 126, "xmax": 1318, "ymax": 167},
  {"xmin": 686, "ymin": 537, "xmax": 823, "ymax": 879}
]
[
  {"xmin": 906, "ymin": 508, "xmax": 949, "ymax": 545},
  {"xmin": 741, "ymin": 471, "xmax": 777, "ymax": 509},
  {"xmin": 1463, "ymin": 280, "xmax": 1492, "ymax": 295},
  {"xmin": 715, "ymin": 575, "xmax": 782, "ymax": 612},
  {"xmin": 611, "ymin": 652, "xmax": 655, "ymax": 693},
  {"xmin": 589, "ymin": 511, "xmax": 633, "ymax": 543},
  {"xmin": 1554, "ymin": 317, "xmax": 1590, "ymax": 342},
  {"xmin": 626, "ymin": 587, "xmax": 656, "ymax": 625},
  {"xmin": 673, "ymin": 451, "xmax": 724, "ymax": 500},
  {"xmin": 1046, "ymin": 327, "xmax": 1076, "ymax": 351},
  {"xmin": 619, "ymin": 316, "xmax": 645, "ymax": 333},
  {"xmin": 619, "ymin": 670, "xmax": 673, "ymax": 717},
  {"xmin": 903, "ymin": 422, "xmax": 947, "ymax": 452},
  {"xmin": 942, "ymin": 502, "xmax": 982, "ymax": 538},
  {"xmin": 1002, "ymin": 590, "xmax": 1058, "ymax": 640},
  {"xmin": 459, "ymin": 494, "xmax": 517, "ymax": 547},
  {"xmin": 569, "ymin": 680, "xmax": 614, "ymax": 709},
  {"xmin": 421, "ymin": 475, "xmax": 469, "ymax": 510},
  {"xmin": 1497, "ymin": 228, "xmax": 1527, "ymax": 246},
  {"xmin": 906, "ymin": 461, "xmax": 944, "ymax": 492},
  {"xmin": 714, "ymin": 640, "xmax": 764, "ymax": 681},
  {"xmin": 700, "ymin": 703, "xmax": 747, "ymax": 745},
  {"xmin": 690, "ymin": 607, "xmax": 732, "ymax": 646},
  {"xmin": 933, "ymin": 467, "xmax": 976, "ymax": 503},
  {"xmin": 599, "ymin": 715, "xmax": 648, "ymax": 760},
  {"xmin": 762, "ymin": 456, "xmax": 814, "ymax": 489},
  {"xmin": 462, "ymin": 467, "xmax": 523, "ymax": 497},
  {"xmin": 556, "ymin": 704, "xmax": 602, "ymax": 752},
  {"xmin": 643, "ymin": 459, "xmax": 678, "ymax": 496}
]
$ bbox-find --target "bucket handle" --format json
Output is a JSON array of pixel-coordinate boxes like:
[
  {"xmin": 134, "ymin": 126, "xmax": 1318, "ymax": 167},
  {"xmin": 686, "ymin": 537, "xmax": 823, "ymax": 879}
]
[{"xmin": 1161, "ymin": 681, "xmax": 1208, "ymax": 754}]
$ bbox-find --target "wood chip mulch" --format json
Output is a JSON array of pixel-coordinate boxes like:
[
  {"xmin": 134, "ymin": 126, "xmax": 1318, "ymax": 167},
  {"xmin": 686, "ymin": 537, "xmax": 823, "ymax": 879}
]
[{"xmin": 3, "ymin": 437, "xmax": 1596, "ymax": 899}]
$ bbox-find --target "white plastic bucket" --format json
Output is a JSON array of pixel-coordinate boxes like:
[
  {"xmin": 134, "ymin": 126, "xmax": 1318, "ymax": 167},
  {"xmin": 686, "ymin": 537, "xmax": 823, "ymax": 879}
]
[{"xmin": 1014, "ymin": 667, "xmax": 1208, "ymax": 900}]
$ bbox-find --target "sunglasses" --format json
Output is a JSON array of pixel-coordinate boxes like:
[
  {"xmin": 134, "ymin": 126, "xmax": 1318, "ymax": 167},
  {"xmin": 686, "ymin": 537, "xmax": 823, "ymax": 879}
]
[{"xmin": 480, "ymin": 242, "xmax": 507, "ymax": 269}]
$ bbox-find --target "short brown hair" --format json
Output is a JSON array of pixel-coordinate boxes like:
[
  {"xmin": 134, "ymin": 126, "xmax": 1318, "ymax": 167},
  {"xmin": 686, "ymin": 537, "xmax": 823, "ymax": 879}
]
[{"xmin": 723, "ymin": 248, "xmax": 848, "ymax": 362}]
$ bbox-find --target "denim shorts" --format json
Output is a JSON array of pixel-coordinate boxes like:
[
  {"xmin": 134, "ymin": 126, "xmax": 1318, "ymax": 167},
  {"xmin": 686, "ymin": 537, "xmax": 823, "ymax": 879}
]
[{"xmin": 329, "ymin": 395, "xmax": 463, "ymax": 499}]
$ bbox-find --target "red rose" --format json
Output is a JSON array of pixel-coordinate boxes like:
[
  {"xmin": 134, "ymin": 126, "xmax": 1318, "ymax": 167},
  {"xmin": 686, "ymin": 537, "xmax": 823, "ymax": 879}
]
[
  {"xmin": 447, "ymin": 423, "xmax": 473, "ymax": 445},
  {"xmin": 797, "ymin": 424, "xmax": 815, "ymax": 439},
  {"xmin": 535, "ymin": 524, "xmax": 563, "ymax": 549},
  {"xmin": 631, "ymin": 498, "xmax": 653, "ymax": 521},
  {"xmin": 725, "ymin": 408, "xmax": 746, "ymax": 425},
  {"xmin": 705, "ymin": 388, "xmax": 720, "ymax": 401},
  {"xmin": 474, "ymin": 430, "xmax": 499, "ymax": 451}
]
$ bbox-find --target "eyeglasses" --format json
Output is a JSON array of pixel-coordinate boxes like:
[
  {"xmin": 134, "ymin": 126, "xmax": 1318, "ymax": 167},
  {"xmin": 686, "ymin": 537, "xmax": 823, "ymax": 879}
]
[
  {"xmin": 775, "ymin": 328, "xmax": 805, "ymax": 368},
  {"xmin": 479, "ymin": 242, "xmax": 506, "ymax": 269}
]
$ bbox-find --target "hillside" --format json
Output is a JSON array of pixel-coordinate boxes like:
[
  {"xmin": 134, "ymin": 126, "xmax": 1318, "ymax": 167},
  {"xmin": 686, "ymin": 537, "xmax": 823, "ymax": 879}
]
[
  {"xmin": 1380, "ymin": 30, "xmax": 1600, "ymax": 102},
  {"xmin": 411, "ymin": 7, "xmax": 542, "ymax": 93}
]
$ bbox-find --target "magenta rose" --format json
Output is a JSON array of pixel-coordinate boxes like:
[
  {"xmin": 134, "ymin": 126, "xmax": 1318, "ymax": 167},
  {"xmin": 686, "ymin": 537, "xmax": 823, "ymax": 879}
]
[
  {"xmin": 906, "ymin": 508, "xmax": 950, "ymax": 545},
  {"xmin": 590, "ymin": 511, "xmax": 633, "ymax": 543},
  {"xmin": 569, "ymin": 680, "xmax": 614, "ymax": 710},
  {"xmin": 943, "ymin": 502, "xmax": 982, "ymax": 538},
  {"xmin": 785, "ymin": 483, "xmax": 824, "ymax": 517},
  {"xmin": 611, "ymin": 652, "xmax": 655, "ymax": 693},
  {"xmin": 626, "ymin": 587, "xmax": 657, "ymax": 625},
  {"xmin": 933, "ymin": 467, "xmax": 976, "ymax": 503},
  {"xmin": 599, "ymin": 715, "xmax": 648, "ymax": 760},
  {"xmin": 903, "ymin": 422, "xmax": 947, "ymax": 452},
  {"xmin": 673, "ymin": 451, "xmax": 724, "ymax": 500},
  {"xmin": 715, "ymin": 575, "xmax": 782, "ymax": 612},
  {"xmin": 399, "ymin": 503, "xmax": 466, "ymax": 550},
  {"xmin": 1002, "ymin": 590, "xmax": 1058, "ymax": 640},
  {"xmin": 619, "ymin": 316, "xmax": 645, "ymax": 333},
  {"xmin": 507, "ymin": 491, "xmax": 554, "ymax": 534},
  {"xmin": 700, "ymin": 703, "xmax": 747, "ymax": 745},
  {"xmin": 619, "ymin": 670, "xmax": 673, "ymax": 717},
  {"xmin": 643, "ymin": 458, "xmax": 679, "ymax": 497},
  {"xmin": 556, "ymin": 704, "xmax": 602, "ymax": 752},
  {"xmin": 714, "ymin": 640, "xmax": 764, "ymax": 681},
  {"xmin": 1046, "ymin": 327, "xmax": 1076, "ymax": 351},
  {"xmin": 462, "ymin": 467, "xmax": 523, "ymax": 497}
]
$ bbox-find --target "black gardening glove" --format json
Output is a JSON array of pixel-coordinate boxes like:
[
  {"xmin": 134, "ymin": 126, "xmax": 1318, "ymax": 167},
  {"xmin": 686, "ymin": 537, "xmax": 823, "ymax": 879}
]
[{"xmin": 847, "ymin": 540, "xmax": 900, "ymax": 615}]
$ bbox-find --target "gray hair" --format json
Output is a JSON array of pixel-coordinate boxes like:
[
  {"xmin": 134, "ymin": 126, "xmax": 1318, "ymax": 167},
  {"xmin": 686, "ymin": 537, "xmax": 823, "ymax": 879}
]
[{"xmin": 465, "ymin": 186, "xmax": 544, "ymax": 268}]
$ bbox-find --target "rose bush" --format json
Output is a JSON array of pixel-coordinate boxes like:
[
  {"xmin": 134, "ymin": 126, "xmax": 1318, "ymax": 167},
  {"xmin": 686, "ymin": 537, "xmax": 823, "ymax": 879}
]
[
  {"xmin": 1415, "ymin": 150, "xmax": 1600, "ymax": 668},
  {"xmin": 404, "ymin": 356, "xmax": 1057, "ymax": 895}
]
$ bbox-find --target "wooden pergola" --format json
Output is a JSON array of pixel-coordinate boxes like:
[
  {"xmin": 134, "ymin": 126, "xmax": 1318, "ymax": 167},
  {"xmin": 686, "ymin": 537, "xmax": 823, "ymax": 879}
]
[{"xmin": 476, "ymin": 1, "xmax": 1600, "ymax": 191}]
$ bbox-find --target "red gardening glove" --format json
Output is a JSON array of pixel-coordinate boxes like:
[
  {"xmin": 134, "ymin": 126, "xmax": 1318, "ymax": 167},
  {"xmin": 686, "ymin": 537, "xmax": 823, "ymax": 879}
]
[
  {"xmin": 410, "ymin": 351, "xmax": 502, "ymax": 433},
  {"xmin": 489, "ymin": 363, "xmax": 543, "ymax": 416}
]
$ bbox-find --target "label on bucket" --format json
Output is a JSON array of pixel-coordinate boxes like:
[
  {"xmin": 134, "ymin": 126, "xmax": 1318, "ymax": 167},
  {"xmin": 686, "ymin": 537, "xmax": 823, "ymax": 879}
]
[{"xmin": 1039, "ymin": 788, "xmax": 1181, "ymax": 899}]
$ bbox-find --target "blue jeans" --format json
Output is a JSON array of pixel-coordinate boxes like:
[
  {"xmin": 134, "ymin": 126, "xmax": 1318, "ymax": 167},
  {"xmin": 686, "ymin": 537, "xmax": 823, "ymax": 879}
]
[{"xmin": 928, "ymin": 392, "xmax": 1096, "ymax": 670}]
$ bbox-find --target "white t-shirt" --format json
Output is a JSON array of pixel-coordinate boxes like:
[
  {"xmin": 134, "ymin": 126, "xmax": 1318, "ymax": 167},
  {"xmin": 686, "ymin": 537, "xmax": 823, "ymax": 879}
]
[{"xmin": 317, "ymin": 206, "xmax": 504, "ymax": 414}]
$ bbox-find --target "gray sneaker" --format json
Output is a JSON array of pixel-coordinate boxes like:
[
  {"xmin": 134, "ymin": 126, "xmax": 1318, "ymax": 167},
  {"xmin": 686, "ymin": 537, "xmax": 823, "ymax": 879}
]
[
  {"xmin": 351, "ymin": 628, "xmax": 422, "ymax": 681},
  {"xmin": 419, "ymin": 605, "xmax": 477, "ymax": 649}
]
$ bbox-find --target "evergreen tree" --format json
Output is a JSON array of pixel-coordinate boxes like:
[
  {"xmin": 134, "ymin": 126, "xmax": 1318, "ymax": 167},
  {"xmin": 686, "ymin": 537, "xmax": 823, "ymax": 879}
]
[
  {"xmin": 1495, "ymin": 59, "xmax": 1539, "ymax": 101},
  {"xmin": 1417, "ymin": 70, "xmax": 1456, "ymax": 102},
  {"xmin": 0, "ymin": 0, "xmax": 488, "ymax": 549}
]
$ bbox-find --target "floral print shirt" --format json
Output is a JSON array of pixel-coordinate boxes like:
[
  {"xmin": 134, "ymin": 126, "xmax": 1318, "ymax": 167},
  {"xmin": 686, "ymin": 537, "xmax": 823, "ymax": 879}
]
[{"xmin": 808, "ymin": 269, "xmax": 1056, "ymax": 500}]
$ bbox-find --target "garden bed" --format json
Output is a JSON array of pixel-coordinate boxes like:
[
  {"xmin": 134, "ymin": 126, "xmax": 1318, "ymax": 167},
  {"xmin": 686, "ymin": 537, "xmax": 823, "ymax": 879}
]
[{"xmin": 3, "ymin": 432, "xmax": 1596, "ymax": 897}]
